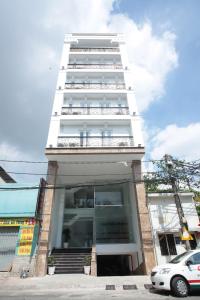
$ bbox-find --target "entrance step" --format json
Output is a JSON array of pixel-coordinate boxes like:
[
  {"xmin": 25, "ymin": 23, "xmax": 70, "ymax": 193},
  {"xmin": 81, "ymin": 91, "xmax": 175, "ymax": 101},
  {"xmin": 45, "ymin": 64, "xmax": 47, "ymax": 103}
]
[{"xmin": 51, "ymin": 248, "xmax": 92, "ymax": 274}]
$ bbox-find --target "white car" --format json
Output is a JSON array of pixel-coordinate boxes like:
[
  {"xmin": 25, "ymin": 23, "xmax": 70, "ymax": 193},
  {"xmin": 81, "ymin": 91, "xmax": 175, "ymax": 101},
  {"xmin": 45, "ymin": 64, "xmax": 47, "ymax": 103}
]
[{"xmin": 151, "ymin": 249, "xmax": 200, "ymax": 297}]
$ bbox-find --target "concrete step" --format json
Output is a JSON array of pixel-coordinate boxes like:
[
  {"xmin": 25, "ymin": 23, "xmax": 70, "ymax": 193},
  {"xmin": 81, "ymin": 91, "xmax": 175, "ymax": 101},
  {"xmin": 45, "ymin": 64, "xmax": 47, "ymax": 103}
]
[
  {"xmin": 52, "ymin": 248, "xmax": 91, "ymax": 254},
  {"xmin": 55, "ymin": 262, "xmax": 85, "ymax": 266}
]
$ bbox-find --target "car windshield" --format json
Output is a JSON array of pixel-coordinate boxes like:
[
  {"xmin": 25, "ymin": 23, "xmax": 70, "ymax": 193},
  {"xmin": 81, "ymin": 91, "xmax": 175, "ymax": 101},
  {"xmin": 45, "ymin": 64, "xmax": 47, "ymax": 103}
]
[{"xmin": 169, "ymin": 251, "xmax": 193, "ymax": 264}]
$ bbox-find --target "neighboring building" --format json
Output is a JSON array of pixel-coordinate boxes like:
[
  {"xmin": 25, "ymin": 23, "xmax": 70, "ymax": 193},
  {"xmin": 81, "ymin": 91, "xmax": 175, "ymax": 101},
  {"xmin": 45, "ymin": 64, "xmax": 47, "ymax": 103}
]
[
  {"xmin": 37, "ymin": 33, "xmax": 155, "ymax": 277},
  {"xmin": 0, "ymin": 166, "xmax": 16, "ymax": 183},
  {"xmin": 0, "ymin": 182, "xmax": 44, "ymax": 275},
  {"xmin": 148, "ymin": 193, "xmax": 200, "ymax": 266}
]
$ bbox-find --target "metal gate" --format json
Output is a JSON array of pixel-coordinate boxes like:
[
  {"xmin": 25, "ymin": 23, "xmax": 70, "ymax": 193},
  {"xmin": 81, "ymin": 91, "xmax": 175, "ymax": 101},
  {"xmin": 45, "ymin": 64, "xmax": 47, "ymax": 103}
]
[{"xmin": 0, "ymin": 227, "xmax": 19, "ymax": 271}]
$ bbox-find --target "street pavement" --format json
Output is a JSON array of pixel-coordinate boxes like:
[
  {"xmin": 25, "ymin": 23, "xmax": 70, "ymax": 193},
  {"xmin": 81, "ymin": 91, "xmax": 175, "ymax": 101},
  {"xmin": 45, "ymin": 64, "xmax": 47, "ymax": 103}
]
[
  {"xmin": 1, "ymin": 290, "xmax": 200, "ymax": 300},
  {"xmin": 0, "ymin": 274, "xmax": 200, "ymax": 299}
]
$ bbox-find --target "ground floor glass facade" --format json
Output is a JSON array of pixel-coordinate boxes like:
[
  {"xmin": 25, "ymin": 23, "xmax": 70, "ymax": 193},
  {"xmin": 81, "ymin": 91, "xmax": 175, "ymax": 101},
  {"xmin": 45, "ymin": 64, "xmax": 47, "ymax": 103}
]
[{"xmin": 63, "ymin": 183, "xmax": 134, "ymax": 247}]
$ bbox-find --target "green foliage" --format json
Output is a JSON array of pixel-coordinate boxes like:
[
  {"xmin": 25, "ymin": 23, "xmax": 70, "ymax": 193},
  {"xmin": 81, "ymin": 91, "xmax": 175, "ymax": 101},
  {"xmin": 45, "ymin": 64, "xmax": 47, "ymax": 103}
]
[
  {"xmin": 83, "ymin": 255, "xmax": 91, "ymax": 266},
  {"xmin": 48, "ymin": 255, "xmax": 56, "ymax": 266},
  {"xmin": 144, "ymin": 156, "xmax": 200, "ymax": 194},
  {"xmin": 196, "ymin": 205, "xmax": 200, "ymax": 216}
]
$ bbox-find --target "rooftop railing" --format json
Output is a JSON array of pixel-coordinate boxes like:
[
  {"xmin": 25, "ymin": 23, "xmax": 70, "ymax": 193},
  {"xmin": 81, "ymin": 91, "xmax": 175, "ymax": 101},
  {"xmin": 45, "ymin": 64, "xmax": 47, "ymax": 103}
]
[
  {"xmin": 70, "ymin": 47, "xmax": 120, "ymax": 52},
  {"xmin": 57, "ymin": 136, "xmax": 134, "ymax": 148},
  {"xmin": 61, "ymin": 106, "xmax": 129, "ymax": 115},
  {"xmin": 65, "ymin": 82, "xmax": 126, "ymax": 89},
  {"xmin": 67, "ymin": 64, "xmax": 122, "ymax": 69}
]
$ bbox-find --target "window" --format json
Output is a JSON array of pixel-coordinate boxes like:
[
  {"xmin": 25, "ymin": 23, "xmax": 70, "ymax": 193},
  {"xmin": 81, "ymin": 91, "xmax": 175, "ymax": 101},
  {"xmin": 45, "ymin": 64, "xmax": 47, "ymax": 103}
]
[
  {"xmin": 80, "ymin": 131, "xmax": 89, "ymax": 147},
  {"xmin": 189, "ymin": 252, "xmax": 200, "ymax": 265},
  {"xmin": 189, "ymin": 234, "xmax": 197, "ymax": 250},
  {"xmin": 158, "ymin": 234, "xmax": 177, "ymax": 256}
]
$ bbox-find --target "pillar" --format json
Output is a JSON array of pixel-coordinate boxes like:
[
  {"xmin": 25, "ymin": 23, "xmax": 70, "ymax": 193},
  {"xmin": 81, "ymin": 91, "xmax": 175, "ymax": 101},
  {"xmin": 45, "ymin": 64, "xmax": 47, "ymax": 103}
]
[
  {"xmin": 132, "ymin": 160, "xmax": 156, "ymax": 274},
  {"xmin": 90, "ymin": 245, "xmax": 97, "ymax": 276},
  {"xmin": 35, "ymin": 161, "xmax": 58, "ymax": 276}
]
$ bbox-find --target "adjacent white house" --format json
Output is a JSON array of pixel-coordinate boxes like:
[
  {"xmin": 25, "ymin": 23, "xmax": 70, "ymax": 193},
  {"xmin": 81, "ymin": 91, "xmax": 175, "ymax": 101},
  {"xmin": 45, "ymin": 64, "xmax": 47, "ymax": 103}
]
[{"xmin": 148, "ymin": 193, "xmax": 200, "ymax": 266}]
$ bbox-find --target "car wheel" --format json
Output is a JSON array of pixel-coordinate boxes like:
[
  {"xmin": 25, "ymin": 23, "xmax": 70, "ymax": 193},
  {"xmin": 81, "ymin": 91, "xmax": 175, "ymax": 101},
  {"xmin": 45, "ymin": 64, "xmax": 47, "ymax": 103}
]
[{"xmin": 171, "ymin": 276, "xmax": 189, "ymax": 297}]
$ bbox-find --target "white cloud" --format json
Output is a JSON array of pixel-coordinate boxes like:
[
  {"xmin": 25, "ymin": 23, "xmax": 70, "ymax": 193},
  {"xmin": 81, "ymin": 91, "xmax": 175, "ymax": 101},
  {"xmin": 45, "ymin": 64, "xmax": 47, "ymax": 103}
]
[
  {"xmin": 0, "ymin": 142, "xmax": 29, "ymax": 161},
  {"xmin": 151, "ymin": 123, "xmax": 200, "ymax": 161},
  {"xmin": 0, "ymin": 142, "xmax": 47, "ymax": 183},
  {"xmin": 41, "ymin": 0, "xmax": 178, "ymax": 112},
  {"xmin": 108, "ymin": 15, "xmax": 178, "ymax": 111}
]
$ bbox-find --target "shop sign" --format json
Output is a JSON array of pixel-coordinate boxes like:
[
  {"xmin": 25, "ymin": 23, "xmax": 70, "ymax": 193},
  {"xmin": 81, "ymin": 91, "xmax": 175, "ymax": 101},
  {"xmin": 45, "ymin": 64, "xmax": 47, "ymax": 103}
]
[
  {"xmin": 0, "ymin": 218, "xmax": 35, "ymax": 227},
  {"xmin": 17, "ymin": 241, "xmax": 32, "ymax": 256},
  {"xmin": 16, "ymin": 225, "xmax": 39, "ymax": 256}
]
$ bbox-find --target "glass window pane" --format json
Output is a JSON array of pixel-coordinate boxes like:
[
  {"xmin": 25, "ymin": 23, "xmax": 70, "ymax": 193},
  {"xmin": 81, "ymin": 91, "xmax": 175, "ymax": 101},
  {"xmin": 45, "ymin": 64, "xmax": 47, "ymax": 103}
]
[
  {"xmin": 190, "ymin": 252, "xmax": 200, "ymax": 265},
  {"xmin": 159, "ymin": 234, "xmax": 168, "ymax": 256},
  {"xmin": 166, "ymin": 234, "xmax": 177, "ymax": 256},
  {"xmin": 65, "ymin": 187, "xmax": 94, "ymax": 208},
  {"xmin": 95, "ymin": 183, "xmax": 134, "ymax": 244},
  {"xmin": 95, "ymin": 185, "xmax": 123, "ymax": 206}
]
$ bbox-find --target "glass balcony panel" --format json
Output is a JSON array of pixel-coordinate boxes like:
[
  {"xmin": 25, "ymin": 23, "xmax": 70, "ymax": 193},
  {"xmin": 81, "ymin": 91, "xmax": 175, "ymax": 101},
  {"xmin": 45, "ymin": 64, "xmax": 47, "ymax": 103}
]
[
  {"xmin": 67, "ymin": 64, "xmax": 122, "ymax": 69},
  {"xmin": 65, "ymin": 83, "xmax": 126, "ymax": 89},
  {"xmin": 61, "ymin": 107, "xmax": 129, "ymax": 115},
  {"xmin": 57, "ymin": 136, "xmax": 134, "ymax": 148},
  {"xmin": 70, "ymin": 47, "xmax": 119, "ymax": 52}
]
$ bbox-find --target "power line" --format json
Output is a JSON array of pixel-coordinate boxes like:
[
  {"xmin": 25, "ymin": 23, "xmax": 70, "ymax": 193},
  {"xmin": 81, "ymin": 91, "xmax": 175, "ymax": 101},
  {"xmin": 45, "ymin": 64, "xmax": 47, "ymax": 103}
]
[
  {"xmin": 0, "ymin": 178, "xmax": 167, "ymax": 191},
  {"xmin": 0, "ymin": 158, "xmax": 164, "ymax": 164},
  {"xmin": 2, "ymin": 169, "xmax": 169, "ymax": 177}
]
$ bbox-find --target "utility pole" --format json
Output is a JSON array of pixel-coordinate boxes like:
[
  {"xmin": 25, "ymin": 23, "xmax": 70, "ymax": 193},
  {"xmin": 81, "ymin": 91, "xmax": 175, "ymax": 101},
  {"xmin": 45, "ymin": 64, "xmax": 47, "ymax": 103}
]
[{"xmin": 164, "ymin": 154, "xmax": 191, "ymax": 251}]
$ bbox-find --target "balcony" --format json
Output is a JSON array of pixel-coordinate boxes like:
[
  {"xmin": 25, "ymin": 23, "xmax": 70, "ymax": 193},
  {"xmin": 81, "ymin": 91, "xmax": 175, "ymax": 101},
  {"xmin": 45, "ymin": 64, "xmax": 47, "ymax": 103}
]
[
  {"xmin": 57, "ymin": 136, "xmax": 134, "ymax": 148},
  {"xmin": 70, "ymin": 47, "xmax": 119, "ymax": 52},
  {"xmin": 68, "ymin": 64, "xmax": 122, "ymax": 69},
  {"xmin": 61, "ymin": 106, "xmax": 129, "ymax": 115},
  {"xmin": 65, "ymin": 82, "xmax": 126, "ymax": 89}
]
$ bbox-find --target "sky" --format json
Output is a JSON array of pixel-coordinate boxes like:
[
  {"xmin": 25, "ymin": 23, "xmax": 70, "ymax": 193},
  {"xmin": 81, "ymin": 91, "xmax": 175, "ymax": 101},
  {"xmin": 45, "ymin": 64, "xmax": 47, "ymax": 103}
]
[{"xmin": 0, "ymin": 0, "xmax": 199, "ymax": 182}]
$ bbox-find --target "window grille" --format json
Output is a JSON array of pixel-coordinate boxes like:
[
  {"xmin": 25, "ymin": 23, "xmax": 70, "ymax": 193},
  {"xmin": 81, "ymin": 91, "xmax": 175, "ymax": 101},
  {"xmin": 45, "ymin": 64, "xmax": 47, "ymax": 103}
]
[{"xmin": 158, "ymin": 234, "xmax": 177, "ymax": 256}]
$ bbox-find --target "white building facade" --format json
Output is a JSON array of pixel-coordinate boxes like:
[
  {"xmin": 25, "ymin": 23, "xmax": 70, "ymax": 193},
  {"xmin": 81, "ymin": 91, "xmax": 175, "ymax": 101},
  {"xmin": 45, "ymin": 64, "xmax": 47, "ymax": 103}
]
[
  {"xmin": 37, "ymin": 34, "xmax": 155, "ymax": 276},
  {"xmin": 148, "ymin": 193, "xmax": 200, "ymax": 266}
]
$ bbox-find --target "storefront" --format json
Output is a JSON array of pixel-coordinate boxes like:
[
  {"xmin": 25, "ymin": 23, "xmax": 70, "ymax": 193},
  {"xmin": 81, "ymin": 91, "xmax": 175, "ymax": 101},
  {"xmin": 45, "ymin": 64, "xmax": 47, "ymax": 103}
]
[
  {"xmin": 0, "ymin": 218, "xmax": 38, "ymax": 271},
  {"xmin": 0, "ymin": 184, "xmax": 42, "ymax": 274}
]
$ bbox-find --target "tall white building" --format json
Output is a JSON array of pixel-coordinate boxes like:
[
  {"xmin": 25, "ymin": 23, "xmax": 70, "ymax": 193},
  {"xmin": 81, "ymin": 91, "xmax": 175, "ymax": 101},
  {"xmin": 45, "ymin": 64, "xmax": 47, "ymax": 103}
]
[{"xmin": 37, "ymin": 34, "xmax": 155, "ymax": 276}]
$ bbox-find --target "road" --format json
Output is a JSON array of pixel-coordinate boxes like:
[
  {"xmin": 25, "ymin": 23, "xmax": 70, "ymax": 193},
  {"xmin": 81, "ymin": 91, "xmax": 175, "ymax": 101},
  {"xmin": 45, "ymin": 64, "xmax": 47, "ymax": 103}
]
[{"xmin": 1, "ymin": 289, "xmax": 200, "ymax": 300}]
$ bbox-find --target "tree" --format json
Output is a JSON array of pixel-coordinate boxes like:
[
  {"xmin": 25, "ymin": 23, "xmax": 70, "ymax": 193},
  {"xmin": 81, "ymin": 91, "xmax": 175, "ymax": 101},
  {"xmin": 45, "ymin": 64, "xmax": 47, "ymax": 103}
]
[{"xmin": 144, "ymin": 157, "xmax": 200, "ymax": 194}]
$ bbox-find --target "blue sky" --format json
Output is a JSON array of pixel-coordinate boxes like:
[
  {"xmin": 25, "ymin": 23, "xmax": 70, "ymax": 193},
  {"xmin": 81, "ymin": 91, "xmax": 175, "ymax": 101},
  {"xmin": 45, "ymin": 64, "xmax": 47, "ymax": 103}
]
[
  {"xmin": 0, "ymin": 0, "xmax": 199, "ymax": 182},
  {"xmin": 117, "ymin": 0, "xmax": 200, "ymax": 128}
]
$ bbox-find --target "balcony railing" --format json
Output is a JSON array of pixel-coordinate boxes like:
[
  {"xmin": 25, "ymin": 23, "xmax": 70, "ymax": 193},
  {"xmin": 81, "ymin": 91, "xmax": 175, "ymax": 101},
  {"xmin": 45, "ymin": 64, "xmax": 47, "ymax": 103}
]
[
  {"xmin": 70, "ymin": 47, "xmax": 119, "ymax": 52},
  {"xmin": 68, "ymin": 64, "xmax": 122, "ymax": 69},
  {"xmin": 57, "ymin": 136, "xmax": 134, "ymax": 148},
  {"xmin": 61, "ymin": 106, "xmax": 129, "ymax": 115},
  {"xmin": 65, "ymin": 82, "xmax": 126, "ymax": 89}
]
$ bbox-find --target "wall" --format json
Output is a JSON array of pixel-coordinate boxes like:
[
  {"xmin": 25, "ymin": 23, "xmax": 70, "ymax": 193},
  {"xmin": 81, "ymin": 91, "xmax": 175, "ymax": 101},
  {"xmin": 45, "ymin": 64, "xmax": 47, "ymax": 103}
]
[{"xmin": 148, "ymin": 193, "xmax": 200, "ymax": 265}]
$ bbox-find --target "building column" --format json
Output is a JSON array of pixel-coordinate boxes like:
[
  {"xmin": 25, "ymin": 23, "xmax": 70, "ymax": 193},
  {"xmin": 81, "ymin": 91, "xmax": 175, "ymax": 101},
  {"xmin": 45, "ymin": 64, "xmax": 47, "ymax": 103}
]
[
  {"xmin": 36, "ymin": 161, "xmax": 58, "ymax": 276},
  {"xmin": 90, "ymin": 245, "xmax": 97, "ymax": 276},
  {"xmin": 131, "ymin": 160, "xmax": 156, "ymax": 274}
]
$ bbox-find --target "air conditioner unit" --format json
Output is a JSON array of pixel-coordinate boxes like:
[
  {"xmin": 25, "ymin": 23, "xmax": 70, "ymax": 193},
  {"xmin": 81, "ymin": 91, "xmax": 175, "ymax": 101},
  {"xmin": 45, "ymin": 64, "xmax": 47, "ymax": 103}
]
[
  {"xmin": 61, "ymin": 66, "xmax": 65, "ymax": 70},
  {"xmin": 58, "ymin": 86, "xmax": 62, "ymax": 90},
  {"xmin": 125, "ymin": 66, "xmax": 128, "ymax": 70},
  {"xmin": 49, "ymin": 144, "xmax": 53, "ymax": 148},
  {"xmin": 54, "ymin": 112, "xmax": 58, "ymax": 116},
  {"xmin": 128, "ymin": 86, "xmax": 132, "ymax": 90}
]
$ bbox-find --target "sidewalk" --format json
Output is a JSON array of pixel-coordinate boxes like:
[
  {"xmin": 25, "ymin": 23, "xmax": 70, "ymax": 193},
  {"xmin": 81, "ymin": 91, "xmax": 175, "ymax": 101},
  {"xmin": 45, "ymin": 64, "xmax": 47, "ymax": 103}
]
[{"xmin": 0, "ymin": 274, "xmax": 152, "ymax": 295}]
